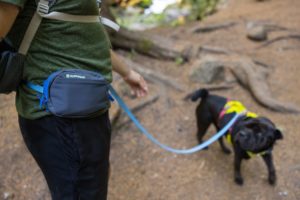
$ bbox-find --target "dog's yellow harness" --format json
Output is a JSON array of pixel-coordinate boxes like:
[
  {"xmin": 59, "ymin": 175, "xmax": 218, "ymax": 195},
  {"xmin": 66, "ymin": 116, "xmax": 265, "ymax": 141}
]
[{"xmin": 219, "ymin": 100, "xmax": 268, "ymax": 157}]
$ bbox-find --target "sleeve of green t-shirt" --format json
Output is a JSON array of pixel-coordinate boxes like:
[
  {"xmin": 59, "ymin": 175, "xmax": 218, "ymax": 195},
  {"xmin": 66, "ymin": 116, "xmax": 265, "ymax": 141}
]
[{"xmin": 0, "ymin": 0, "xmax": 27, "ymax": 9}]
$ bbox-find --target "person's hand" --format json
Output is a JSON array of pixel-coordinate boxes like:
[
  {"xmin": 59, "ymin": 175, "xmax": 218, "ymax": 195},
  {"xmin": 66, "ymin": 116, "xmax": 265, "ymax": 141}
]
[{"xmin": 123, "ymin": 70, "xmax": 148, "ymax": 98}]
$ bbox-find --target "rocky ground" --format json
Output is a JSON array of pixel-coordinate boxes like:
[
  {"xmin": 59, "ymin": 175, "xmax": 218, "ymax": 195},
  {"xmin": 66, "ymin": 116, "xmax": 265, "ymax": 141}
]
[{"xmin": 0, "ymin": 0, "xmax": 300, "ymax": 199}]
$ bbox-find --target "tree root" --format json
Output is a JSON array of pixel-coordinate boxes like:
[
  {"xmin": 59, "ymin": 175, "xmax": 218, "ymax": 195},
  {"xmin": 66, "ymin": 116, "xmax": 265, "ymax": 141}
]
[
  {"xmin": 246, "ymin": 20, "xmax": 292, "ymax": 32},
  {"xmin": 197, "ymin": 49, "xmax": 300, "ymax": 113},
  {"xmin": 225, "ymin": 55, "xmax": 300, "ymax": 113},
  {"xmin": 116, "ymin": 53, "xmax": 186, "ymax": 92},
  {"xmin": 184, "ymin": 83, "xmax": 234, "ymax": 101},
  {"xmin": 201, "ymin": 83, "xmax": 235, "ymax": 91},
  {"xmin": 256, "ymin": 34, "xmax": 300, "ymax": 49}
]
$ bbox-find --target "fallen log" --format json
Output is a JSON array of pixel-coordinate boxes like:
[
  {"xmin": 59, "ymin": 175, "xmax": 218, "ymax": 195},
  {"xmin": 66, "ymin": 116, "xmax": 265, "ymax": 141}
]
[
  {"xmin": 101, "ymin": 1, "xmax": 191, "ymax": 61},
  {"xmin": 110, "ymin": 28, "xmax": 192, "ymax": 61}
]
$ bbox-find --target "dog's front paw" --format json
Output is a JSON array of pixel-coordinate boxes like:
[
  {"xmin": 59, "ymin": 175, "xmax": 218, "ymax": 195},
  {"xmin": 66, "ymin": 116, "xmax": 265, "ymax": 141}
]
[
  {"xmin": 268, "ymin": 173, "xmax": 276, "ymax": 185},
  {"xmin": 234, "ymin": 176, "xmax": 244, "ymax": 185}
]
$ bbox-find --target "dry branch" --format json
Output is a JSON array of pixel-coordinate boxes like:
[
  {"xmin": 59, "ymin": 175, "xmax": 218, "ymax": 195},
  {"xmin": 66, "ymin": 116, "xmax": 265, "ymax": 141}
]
[
  {"xmin": 131, "ymin": 95, "xmax": 160, "ymax": 113},
  {"xmin": 199, "ymin": 45, "xmax": 232, "ymax": 55},
  {"xmin": 112, "ymin": 94, "xmax": 160, "ymax": 129},
  {"xmin": 191, "ymin": 21, "xmax": 237, "ymax": 33}
]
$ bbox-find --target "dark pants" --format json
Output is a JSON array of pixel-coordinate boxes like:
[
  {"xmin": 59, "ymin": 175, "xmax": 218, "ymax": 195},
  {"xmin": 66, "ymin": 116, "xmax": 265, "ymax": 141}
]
[{"xmin": 18, "ymin": 112, "xmax": 111, "ymax": 200}]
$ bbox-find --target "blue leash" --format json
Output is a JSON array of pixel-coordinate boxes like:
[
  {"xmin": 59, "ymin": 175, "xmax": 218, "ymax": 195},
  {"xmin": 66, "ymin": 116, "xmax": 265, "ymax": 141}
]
[
  {"xmin": 26, "ymin": 82, "xmax": 240, "ymax": 154},
  {"xmin": 108, "ymin": 86, "xmax": 240, "ymax": 154}
]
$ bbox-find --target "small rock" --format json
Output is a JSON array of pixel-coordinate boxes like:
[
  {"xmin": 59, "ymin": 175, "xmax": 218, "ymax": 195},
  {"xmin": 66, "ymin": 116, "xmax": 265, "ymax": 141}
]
[
  {"xmin": 247, "ymin": 23, "xmax": 268, "ymax": 41},
  {"xmin": 279, "ymin": 191, "xmax": 288, "ymax": 197},
  {"xmin": 3, "ymin": 192, "xmax": 14, "ymax": 200},
  {"xmin": 176, "ymin": 125, "xmax": 183, "ymax": 133},
  {"xmin": 183, "ymin": 116, "xmax": 189, "ymax": 121},
  {"xmin": 152, "ymin": 173, "xmax": 159, "ymax": 178}
]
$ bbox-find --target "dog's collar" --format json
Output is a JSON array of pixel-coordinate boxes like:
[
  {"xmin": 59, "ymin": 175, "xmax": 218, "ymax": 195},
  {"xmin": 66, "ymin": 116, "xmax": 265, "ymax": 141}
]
[
  {"xmin": 219, "ymin": 100, "xmax": 258, "ymax": 121},
  {"xmin": 246, "ymin": 148, "xmax": 272, "ymax": 158}
]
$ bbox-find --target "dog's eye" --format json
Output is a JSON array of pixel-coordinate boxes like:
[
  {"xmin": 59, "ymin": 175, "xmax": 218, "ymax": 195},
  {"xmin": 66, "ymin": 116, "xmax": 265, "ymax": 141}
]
[
  {"xmin": 258, "ymin": 133, "xmax": 262, "ymax": 137},
  {"xmin": 239, "ymin": 131, "xmax": 247, "ymax": 137}
]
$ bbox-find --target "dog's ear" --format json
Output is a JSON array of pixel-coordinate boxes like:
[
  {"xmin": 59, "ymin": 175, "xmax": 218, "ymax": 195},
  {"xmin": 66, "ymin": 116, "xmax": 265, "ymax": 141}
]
[{"xmin": 274, "ymin": 129, "xmax": 283, "ymax": 140}]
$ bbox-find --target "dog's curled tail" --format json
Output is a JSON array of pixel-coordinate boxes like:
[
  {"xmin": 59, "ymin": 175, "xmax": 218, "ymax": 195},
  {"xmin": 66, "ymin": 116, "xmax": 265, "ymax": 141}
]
[{"xmin": 184, "ymin": 89, "xmax": 209, "ymax": 102}]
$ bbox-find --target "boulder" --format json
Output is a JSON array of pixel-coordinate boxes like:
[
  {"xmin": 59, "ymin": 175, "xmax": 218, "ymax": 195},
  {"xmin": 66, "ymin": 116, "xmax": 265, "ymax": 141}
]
[
  {"xmin": 189, "ymin": 57, "xmax": 226, "ymax": 84},
  {"xmin": 247, "ymin": 22, "xmax": 268, "ymax": 41}
]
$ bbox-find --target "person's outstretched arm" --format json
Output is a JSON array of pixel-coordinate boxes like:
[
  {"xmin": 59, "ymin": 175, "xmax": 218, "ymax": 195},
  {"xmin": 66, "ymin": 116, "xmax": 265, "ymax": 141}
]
[
  {"xmin": 0, "ymin": 2, "xmax": 19, "ymax": 38},
  {"xmin": 110, "ymin": 50, "xmax": 148, "ymax": 97}
]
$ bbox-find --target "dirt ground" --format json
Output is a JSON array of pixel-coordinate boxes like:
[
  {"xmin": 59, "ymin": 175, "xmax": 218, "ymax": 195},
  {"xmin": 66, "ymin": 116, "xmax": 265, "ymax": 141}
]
[{"xmin": 1, "ymin": 0, "xmax": 300, "ymax": 199}]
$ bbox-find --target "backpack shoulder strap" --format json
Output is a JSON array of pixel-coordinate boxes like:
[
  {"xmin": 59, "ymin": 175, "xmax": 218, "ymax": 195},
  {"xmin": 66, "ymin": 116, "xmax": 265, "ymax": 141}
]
[
  {"xmin": 18, "ymin": 0, "xmax": 53, "ymax": 54},
  {"xmin": 18, "ymin": 0, "xmax": 119, "ymax": 54}
]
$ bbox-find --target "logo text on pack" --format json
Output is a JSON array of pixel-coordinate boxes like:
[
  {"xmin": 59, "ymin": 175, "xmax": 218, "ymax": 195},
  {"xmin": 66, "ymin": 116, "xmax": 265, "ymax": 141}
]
[{"xmin": 66, "ymin": 74, "xmax": 86, "ymax": 79}]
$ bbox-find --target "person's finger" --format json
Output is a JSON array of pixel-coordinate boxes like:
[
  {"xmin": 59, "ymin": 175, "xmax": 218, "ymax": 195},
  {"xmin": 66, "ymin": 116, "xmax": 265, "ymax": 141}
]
[
  {"xmin": 137, "ymin": 89, "xmax": 142, "ymax": 98},
  {"xmin": 131, "ymin": 90, "xmax": 135, "ymax": 96},
  {"xmin": 138, "ymin": 78, "xmax": 148, "ymax": 93}
]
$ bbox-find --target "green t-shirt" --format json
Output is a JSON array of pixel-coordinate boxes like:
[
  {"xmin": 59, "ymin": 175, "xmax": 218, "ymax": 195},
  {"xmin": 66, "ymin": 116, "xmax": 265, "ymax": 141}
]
[{"xmin": 1, "ymin": 0, "xmax": 113, "ymax": 119}]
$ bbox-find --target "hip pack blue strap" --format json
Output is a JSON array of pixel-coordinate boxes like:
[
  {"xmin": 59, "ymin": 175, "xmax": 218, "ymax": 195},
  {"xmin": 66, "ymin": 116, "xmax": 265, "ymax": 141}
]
[
  {"xmin": 27, "ymin": 82, "xmax": 44, "ymax": 93},
  {"xmin": 27, "ymin": 81, "xmax": 240, "ymax": 154}
]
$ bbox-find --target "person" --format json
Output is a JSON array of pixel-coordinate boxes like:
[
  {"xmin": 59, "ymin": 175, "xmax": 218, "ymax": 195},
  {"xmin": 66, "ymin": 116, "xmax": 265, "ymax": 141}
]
[{"xmin": 0, "ymin": 1, "xmax": 148, "ymax": 199}]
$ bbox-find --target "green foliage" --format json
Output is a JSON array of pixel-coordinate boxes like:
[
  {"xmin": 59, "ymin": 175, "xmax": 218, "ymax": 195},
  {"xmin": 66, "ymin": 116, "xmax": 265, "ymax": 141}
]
[
  {"xmin": 182, "ymin": 0, "xmax": 219, "ymax": 20},
  {"xmin": 112, "ymin": 0, "xmax": 220, "ymax": 30},
  {"xmin": 175, "ymin": 56, "xmax": 185, "ymax": 65},
  {"xmin": 137, "ymin": 0, "xmax": 152, "ymax": 8},
  {"xmin": 114, "ymin": 9, "xmax": 166, "ymax": 30},
  {"xmin": 115, "ymin": 0, "xmax": 152, "ymax": 8},
  {"xmin": 142, "ymin": 13, "xmax": 166, "ymax": 24},
  {"xmin": 138, "ymin": 39, "xmax": 154, "ymax": 52}
]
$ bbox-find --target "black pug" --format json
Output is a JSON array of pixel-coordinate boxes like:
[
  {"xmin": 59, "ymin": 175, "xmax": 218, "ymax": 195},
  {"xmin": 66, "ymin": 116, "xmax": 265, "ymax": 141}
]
[{"xmin": 186, "ymin": 89, "xmax": 283, "ymax": 185}]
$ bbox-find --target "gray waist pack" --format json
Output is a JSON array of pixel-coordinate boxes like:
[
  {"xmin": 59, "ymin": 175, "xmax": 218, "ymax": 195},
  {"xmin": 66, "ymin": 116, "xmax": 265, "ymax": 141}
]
[
  {"xmin": 27, "ymin": 69, "xmax": 112, "ymax": 118},
  {"xmin": 0, "ymin": 40, "xmax": 25, "ymax": 93}
]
